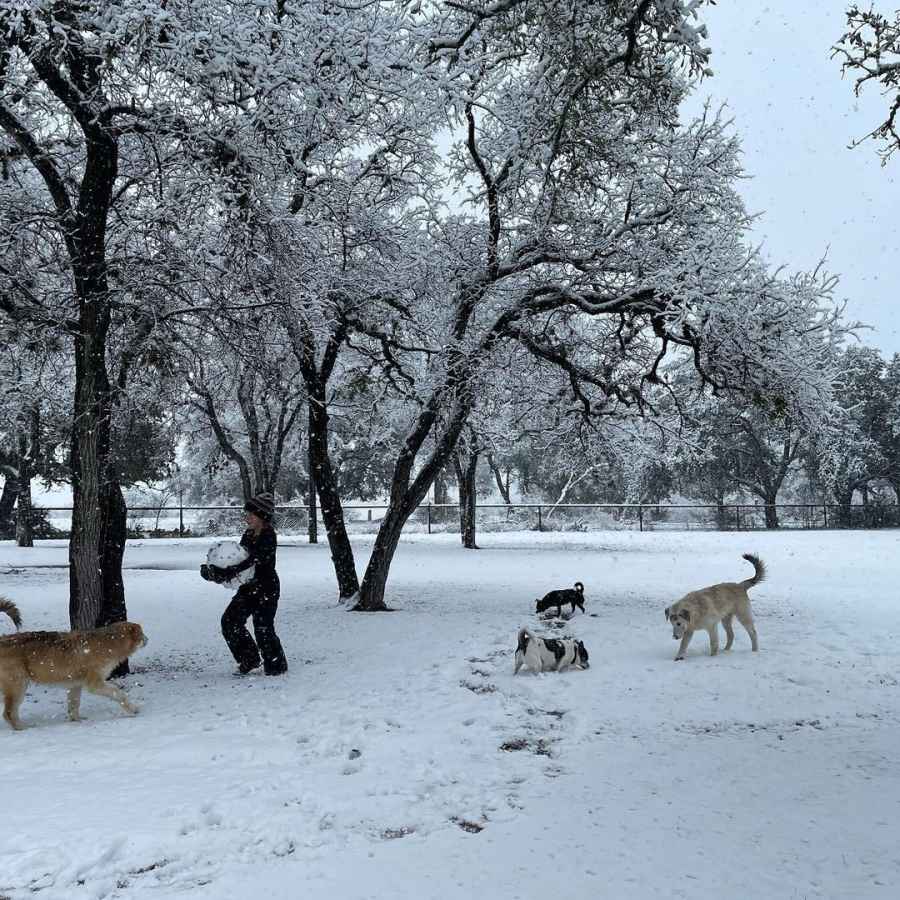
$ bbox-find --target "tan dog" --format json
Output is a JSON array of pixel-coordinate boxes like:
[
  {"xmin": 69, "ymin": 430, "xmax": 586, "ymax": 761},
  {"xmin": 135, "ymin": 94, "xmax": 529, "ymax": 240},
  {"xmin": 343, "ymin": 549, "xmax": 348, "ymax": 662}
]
[
  {"xmin": 664, "ymin": 554, "xmax": 765, "ymax": 661},
  {"xmin": 0, "ymin": 597, "xmax": 147, "ymax": 731}
]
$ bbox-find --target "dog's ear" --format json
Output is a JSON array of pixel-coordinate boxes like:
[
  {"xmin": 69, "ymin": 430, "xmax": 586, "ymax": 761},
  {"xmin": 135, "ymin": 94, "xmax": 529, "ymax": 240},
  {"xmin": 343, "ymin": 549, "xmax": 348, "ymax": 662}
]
[
  {"xmin": 664, "ymin": 607, "xmax": 670, "ymax": 621},
  {"xmin": 678, "ymin": 609, "xmax": 691, "ymax": 622}
]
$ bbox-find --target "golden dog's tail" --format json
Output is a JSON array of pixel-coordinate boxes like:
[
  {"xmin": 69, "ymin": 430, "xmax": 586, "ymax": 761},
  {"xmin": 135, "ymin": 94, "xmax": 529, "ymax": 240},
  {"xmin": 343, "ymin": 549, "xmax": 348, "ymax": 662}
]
[
  {"xmin": 0, "ymin": 596, "xmax": 22, "ymax": 631},
  {"xmin": 740, "ymin": 554, "xmax": 765, "ymax": 590}
]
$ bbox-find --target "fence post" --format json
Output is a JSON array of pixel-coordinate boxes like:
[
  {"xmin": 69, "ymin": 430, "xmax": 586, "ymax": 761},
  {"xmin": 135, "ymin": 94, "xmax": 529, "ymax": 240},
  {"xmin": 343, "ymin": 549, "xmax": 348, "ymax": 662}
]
[
  {"xmin": 823, "ymin": 504, "xmax": 827, "ymax": 529},
  {"xmin": 179, "ymin": 502, "xmax": 184, "ymax": 537},
  {"xmin": 537, "ymin": 506, "xmax": 543, "ymax": 532},
  {"xmin": 638, "ymin": 505, "xmax": 643, "ymax": 532},
  {"xmin": 427, "ymin": 503, "xmax": 432, "ymax": 535}
]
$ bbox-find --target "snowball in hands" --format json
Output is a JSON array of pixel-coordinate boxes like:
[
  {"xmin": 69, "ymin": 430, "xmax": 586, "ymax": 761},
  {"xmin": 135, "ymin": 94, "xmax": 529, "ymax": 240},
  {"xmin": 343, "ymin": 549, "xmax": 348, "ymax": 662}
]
[{"xmin": 206, "ymin": 541, "xmax": 255, "ymax": 590}]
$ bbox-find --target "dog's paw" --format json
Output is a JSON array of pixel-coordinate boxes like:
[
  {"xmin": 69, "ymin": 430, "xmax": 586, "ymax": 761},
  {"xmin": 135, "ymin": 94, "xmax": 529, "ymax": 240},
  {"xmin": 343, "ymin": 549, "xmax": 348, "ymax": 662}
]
[{"xmin": 124, "ymin": 704, "xmax": 140, "ymax": 716}]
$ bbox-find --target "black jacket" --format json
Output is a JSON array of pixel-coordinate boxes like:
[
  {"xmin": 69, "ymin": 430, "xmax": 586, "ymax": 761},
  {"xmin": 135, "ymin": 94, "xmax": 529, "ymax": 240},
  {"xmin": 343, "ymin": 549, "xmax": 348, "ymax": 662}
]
[{"xmin": 230, "ymin": 525, "xmax": 278, "ymax": 591}]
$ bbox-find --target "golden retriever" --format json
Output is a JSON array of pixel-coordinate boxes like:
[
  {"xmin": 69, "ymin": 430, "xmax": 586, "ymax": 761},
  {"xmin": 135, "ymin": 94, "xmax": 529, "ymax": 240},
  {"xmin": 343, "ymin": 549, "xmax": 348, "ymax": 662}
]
[{"xmin": 1, "ymin": 597, "xmax": 147, "ymax": 730}]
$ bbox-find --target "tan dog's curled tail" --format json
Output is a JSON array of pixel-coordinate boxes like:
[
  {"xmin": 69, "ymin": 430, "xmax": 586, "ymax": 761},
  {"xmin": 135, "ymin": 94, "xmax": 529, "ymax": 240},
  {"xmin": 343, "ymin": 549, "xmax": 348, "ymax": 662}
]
[
  {"xmin": 0, "ymin": 596, "xmax": 22, "ymax": 631},
  {"xmin": 740, "ymin": 554, "xmax": 765, "ymax": 589}
]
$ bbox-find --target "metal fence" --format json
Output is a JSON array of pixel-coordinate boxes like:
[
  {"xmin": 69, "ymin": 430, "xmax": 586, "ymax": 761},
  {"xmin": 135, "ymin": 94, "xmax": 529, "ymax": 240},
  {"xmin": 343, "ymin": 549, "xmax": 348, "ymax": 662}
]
[{"xmin": 7, "ymin": 501, "xmax": 899, "ymax": 540}]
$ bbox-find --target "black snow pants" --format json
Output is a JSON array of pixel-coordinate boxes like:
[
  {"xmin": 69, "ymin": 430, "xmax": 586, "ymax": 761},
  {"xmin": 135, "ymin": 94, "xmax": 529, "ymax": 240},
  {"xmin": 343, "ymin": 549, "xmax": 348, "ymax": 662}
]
[{"xmin": 221, "ymin": 579, "xmax": 288, "ymax": 675}]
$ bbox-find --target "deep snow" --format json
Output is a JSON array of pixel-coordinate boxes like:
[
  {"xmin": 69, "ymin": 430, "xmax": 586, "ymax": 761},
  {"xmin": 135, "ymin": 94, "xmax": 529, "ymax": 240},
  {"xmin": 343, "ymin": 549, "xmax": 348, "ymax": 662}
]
[{"xmin": 1, "ymin": 529, "xmax": 898, "ymax": 899}]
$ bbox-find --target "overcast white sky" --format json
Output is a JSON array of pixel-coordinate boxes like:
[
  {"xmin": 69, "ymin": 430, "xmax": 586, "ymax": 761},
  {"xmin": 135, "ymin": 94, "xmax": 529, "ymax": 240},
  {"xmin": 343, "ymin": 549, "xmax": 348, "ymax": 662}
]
[{"xmin": 684, "ymin": 2, "xmax": 899, "ymax": 357}]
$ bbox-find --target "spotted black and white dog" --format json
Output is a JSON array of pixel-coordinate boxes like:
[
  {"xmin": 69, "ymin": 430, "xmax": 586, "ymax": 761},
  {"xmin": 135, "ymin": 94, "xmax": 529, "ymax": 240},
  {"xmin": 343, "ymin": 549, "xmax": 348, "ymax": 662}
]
[
  {"xmin": 513, "ymin": 627, "xmax": 590, "ymax": 675},
  {"xmin": 535, "ymin": 582, "xmax": 586, "ymax": 618}
]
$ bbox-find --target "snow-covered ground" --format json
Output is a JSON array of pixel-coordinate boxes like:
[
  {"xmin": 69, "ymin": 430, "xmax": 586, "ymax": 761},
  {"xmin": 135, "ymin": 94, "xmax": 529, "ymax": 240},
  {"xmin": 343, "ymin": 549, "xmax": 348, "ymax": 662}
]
[{"xmin": 1, "ymin": 530, "xmax": 898, "ymax": 900}]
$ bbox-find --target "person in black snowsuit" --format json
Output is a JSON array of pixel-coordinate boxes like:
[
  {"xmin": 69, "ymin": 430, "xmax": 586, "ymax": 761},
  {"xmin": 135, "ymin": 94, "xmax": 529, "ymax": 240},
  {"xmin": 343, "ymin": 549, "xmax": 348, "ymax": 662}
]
[{"xmin": 202, "ymin": 492, "xmax": 288, "ymax": 676}]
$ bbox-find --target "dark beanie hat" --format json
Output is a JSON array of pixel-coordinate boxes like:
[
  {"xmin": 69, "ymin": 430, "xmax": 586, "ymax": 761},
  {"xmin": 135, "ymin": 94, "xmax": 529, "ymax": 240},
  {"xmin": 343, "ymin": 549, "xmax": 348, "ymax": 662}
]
[{"xmin": 244, "ymin": 492, "xmax": 275, "ymax": 521}]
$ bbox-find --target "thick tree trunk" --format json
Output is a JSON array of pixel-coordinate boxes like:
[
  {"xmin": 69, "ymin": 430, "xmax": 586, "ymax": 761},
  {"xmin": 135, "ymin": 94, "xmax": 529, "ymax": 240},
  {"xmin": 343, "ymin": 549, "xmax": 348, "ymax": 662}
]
[
  {"xmin": 307, "ymin": 391, "xmax": 359, "ymax": 599},
  {"xmin": 453, "ymin": 450, "xmax": 479, "ymax": 549},
  {"xmin": 0, "ymin": 475, "xmax": 18, "ymax": 538},
  {"xmin": 763, "ymin": 496, "xmax": 779, "ymax": 530},
  {"xmin": 307, "ymin": 411, "xmax": 318, "ymax": 545},
  {"xmin": 98, "ymin": 480, "xmax": 130, "ymax": 676},
  {"xmin": 15, "ymin": 475, "xmax": 33, "ymax": 547},
  {"xmin": 356, "ymin": 504, "xmax": 407, "ymax": 610},
  {"xmin": 836, "ymin": 489, "xmax": 854, "ymax": 528},
  {"xmin": 69, "ymin": 312, "xmax": 115, "ymax": 631},
  {"xmin": 355, "ymin": 409, "xmax": 473, "ymax": 610}
]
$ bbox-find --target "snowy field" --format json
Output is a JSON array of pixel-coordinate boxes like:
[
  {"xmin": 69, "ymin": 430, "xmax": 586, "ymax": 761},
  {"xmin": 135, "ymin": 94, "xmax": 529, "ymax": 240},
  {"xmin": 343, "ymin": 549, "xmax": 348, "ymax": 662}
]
[{"xmin": 1, "ymin": 530, "xmax": 899, "ymax": 900}]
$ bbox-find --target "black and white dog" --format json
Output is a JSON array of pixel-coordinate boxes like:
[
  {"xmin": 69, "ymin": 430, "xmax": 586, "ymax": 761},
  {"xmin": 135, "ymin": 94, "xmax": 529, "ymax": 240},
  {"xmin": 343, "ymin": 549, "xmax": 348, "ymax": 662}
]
[
  {"xmin": 535, "ymin": 582, "xmax": 586, "ymax": 617},
  {"xmin": 514, "ymin": 627, "xmax": 590, "ymax": 675}
]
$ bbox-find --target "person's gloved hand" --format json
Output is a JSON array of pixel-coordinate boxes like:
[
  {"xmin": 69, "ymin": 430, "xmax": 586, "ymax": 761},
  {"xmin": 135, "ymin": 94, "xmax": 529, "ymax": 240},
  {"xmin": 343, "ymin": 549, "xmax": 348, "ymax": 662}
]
[{"xmin": 201, "ymin": 564, "xmax": 230, "ymax": 584}]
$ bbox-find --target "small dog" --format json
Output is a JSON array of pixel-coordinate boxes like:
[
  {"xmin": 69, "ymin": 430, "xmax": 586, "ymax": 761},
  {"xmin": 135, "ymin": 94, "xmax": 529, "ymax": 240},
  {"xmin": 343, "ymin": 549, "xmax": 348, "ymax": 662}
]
[
  {"xmin": 535, "ymin": 582, "xmax": 585, "ymax": 617},
  {"xmin": 0, "ymin": 597, "xmax": 148, "ymax": 731},
  {"xmin": 664, "ymin": 554, "xmax": 765, "ymax": 661},
  {"xmin": 514, "ymin": 627, "xmax": 589, "ymax": 674}
]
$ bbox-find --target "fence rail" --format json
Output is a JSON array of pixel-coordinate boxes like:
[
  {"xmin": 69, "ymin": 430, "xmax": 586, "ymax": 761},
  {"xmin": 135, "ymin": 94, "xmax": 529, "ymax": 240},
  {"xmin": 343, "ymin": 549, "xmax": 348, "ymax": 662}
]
[{"xmin": 4, "ymin": 501, "xmax": 898, "ymax": 540}]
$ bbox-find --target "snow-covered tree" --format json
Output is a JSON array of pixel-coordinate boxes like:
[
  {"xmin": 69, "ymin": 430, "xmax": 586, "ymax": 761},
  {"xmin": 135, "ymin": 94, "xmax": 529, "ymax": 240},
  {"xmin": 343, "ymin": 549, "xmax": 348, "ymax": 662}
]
[{"xmin": 836, "ymin": 5, "xmax": 900, "ymax": 161}]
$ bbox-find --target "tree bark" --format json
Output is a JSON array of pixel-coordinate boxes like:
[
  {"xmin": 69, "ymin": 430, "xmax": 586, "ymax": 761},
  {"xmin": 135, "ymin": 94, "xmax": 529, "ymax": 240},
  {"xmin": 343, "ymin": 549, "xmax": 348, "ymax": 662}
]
[
  {"xmin": 715, "ymin": 490, "xmax": 727, "ymax": 531},
  {"xmin": 14, "ymin": 473, "xmax": 33, "ymax": 547},
  {"xmin": 97, "ymin": 480, "xmax": 130, "ymax": 677},
  {"xmin": 763, "ymin": 494, "xmax": 779, "ymax": 530},
  {"xmin": 356, "ymin": 503, "xmax": 408, "ymax": 610},
  {"xmin": 453, "ymin": 449, "xmax": 479, "ymax": 549},
  {"xmin": 487, "ymin": 453, "xmax": 511, "ymax": 504},
  {"xmin": 307, "ymin": 390, "xmax": 359, "ymax": 599},
  {"xmin": 0, "ymin": 475, "xmax": 18, "ymax": 538},
  {"xmin": 14, "ymin": 412, "xmax": 35, "ymax": 547},
  {"xmin": 307, "ymin": 416, "xmax": 318, "ymax": 545},
  {"xmin": 68, "ymin": 306, "xmax": 117, "ymax": 631}
]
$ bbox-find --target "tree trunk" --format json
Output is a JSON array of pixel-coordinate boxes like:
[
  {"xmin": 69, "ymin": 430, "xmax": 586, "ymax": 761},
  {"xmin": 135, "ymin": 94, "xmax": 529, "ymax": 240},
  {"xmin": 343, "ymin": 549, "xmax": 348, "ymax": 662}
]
[
  {"xmin": 763, "ymin": 496, "xmax": 779, "ymax": 530},
  {"xmin": 453, "ymin": 450, "xmax": 479, "ymax": 549},
  {"xmin": 69, "ymin": 311, "xmax": 116, "ymax": 632},
  {"xmin": 15, "ymin": 474, "xmax": 33, "ymax": 547},
  {"xmin": 307, "ymin": 411, "xmax": 318, "ymax": 545},
  {"xmin": 307, "ymin": 391, "xmax": 359, "ymax": 599},
  {"xmin": 487, "ymin": 453, "xmax": 511, "ymax": 504},
  {"xmin": 354, "ymin": 412, "xmax": 473, "ymax": 610},
  {"xmin": 356, "ymin": 504, "xmax": 407, "ymax": 610},
  {"xmin": 97, "ymin": 480, "xmax": 130, "ymax": 677},
  {"xmin": 432, "ymin": 465, "xmax": 449, "ymax": 525},
  {"xmin": 836, "ymin": 489, "xmax": 854, "ymax": 528},
  {"xmin": 0, "ymin": 475, "xmax": 18, "ymax": 538},
  {"xmin": 715, "ymin": 490, "xmax": 727, "ymax": 531},
  {"xmin": 433, "ymin": 467, "xmax": 448, "ymax": 504},
  {"xmin": 14, "ymin": 407, "xmax": 39, "ymax": 547}
]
